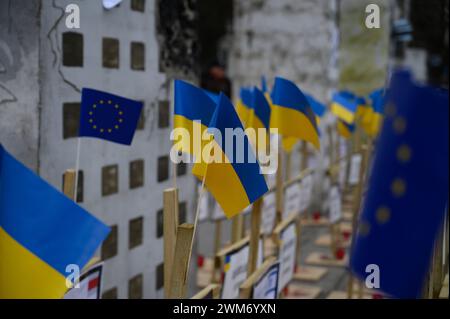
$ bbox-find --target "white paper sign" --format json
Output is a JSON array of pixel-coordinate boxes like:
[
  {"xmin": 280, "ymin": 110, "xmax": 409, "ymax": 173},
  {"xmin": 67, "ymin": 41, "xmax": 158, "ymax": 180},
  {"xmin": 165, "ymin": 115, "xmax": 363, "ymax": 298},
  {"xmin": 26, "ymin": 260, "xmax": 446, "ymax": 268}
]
[
  {"xmin": 253, "ymin": 262, "xmax": 280, "ymax": 299},
  {"xmin": 348, "ymin": 154, "xmax": 362, "ymax": 185},
  {"xmin": 329, "ymin": 186, "xmax": 342, "ymax": 224},
  {"xmin": 299, "ymin": 174, "xmax": 313, "ymax": 212},
  {"xmin": 221, "ymin": 240, "xmax": 264, "ymax": 299},
  {"xmin": 198, "ymin": 186, "xmax": 209, "ymax": 222},
  {"xmin": 283, "ymin": 184, "xmax": 301, "ymax": 219},
  {"xmin": 339, "ymin": 159, "xmax": 347, "ymax": 188},
  {"xmin": 267, "ymin": 173, "xmax": 277, "ymax": 189},
  {"xmin": 277, "ymin": 223, "xmax": 297, "ymax": 293},
  {"xmin": 64, "ymin": 263, "xmax": 103, "ymax": 299},
  {"xmin": 261, "ymin": 193, "xmax": 276, "ymax": 235}
]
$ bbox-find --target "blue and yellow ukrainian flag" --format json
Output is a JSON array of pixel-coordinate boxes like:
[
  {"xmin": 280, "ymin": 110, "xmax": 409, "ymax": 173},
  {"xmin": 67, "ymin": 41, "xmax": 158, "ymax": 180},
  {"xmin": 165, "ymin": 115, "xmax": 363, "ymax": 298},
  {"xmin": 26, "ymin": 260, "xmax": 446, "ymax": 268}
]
[
  {"xmin": 331, "ymin": 91, "xmax": 358, "ymax": 124},
  {"xmin": 350, "ymin": 70, "xmax": 449, "ymax": 298},
  {"xmin": 337, "ymin": 119, "xmax": 355, "ymax": 139},
  {"xmin": 173, "ymin": 80, "xmax": 217, "ymax": 157},
  {"xmin": 270, "ymin": 77, "xmax": 320, "ymax": 150},
  {"xmin": 246, "ymin": 87, "xmax": 272, "ymax": 149},
  {"xmin": 305, "ymin": 93, "xmax": 326, "ymax": 125},
  {"xmin": 79, "ymin": 88, "xmax": 143, "ymax": 145},
  {"xmin": 363, "ymin": 89, "xmax": 385, "ymax": 137},
  {"xmin": 236, "ymin": 87, "xmax": 253, "ymax": 128},
  {"xmin": 192, "ymin": 93, "xmax": 269, "ymax": 219},
  {"xmin": 0, "ymin": 145, "xmax": 110, "ymax": 298}
]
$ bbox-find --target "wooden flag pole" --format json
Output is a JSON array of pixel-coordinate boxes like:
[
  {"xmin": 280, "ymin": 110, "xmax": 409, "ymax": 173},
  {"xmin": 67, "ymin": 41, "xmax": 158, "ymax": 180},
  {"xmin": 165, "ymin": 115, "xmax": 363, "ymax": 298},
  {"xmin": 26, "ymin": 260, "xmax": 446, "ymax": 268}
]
[
  {"xmin": 63, "ymin": 169, "xmax": 77, "ymax": 200},
  {"xmin": 347, "ymin": 141, "xmax": 370, "ymax": 298},
  {"xmin": 73, "ymin": 138, "xmax": 81, "ymax": 202},
  {"xmin": 327, "ymin": 126, "xmax": 338, "ymax": 258},
  {"xmin": 163, "ymin": 188, "xmax": 179, "ymax": 298},
  {"xmin": 231, "ymin": 214, "xmax": 244, "ymax": 243},
  {"xmin": 275, "ymin": 141, "xmax": 284, "ymax": 224},
  {"xmin": 295, "ymin": 142, "xmax": 307, "ymax": 270},
  {"xmin": 247, "ymin": 198, "xmax": 263, "ymax": 276},
  {"xmin": 169, "ymin": 223, "xmax": 194, "ymax": 298}
]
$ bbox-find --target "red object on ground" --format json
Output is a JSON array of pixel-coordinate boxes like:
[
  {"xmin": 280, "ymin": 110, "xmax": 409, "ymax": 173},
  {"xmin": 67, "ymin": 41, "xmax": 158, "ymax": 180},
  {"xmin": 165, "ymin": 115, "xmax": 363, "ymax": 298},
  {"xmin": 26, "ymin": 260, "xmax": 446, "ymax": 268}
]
[
  {"xmin": 342, "ymin": 231, "xmax": 351, "ymax": 240},
  {"xmin": 313, "ymin": 211, "xmax": 321, "ymax": 221},
  {"xmin": 335, "ymin": 247, "xmax": 345, "ymax": 260},
  {"xmin": 372, "ymin": 293, "xmax": 383, "ymax": 299},
  {"xmin": 197, "ymin": 255, "xmax": 205, "ymax": 268}
]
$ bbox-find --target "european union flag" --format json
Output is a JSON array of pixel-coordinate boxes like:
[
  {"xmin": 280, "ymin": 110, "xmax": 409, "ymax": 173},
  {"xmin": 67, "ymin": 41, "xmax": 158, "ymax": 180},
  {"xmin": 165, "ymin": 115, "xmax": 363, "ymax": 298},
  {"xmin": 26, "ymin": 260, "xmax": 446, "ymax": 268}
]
[
  {"xmin": 350, "ymin": 70, "xmax": 449, "ymax": 298},
  {"xmin": 79, "ymin": 88, "xmax": 143, "ymax": 145},
  {"xmin": 0, "ymin": 145, "xmax": 110, "ymax": 298}
]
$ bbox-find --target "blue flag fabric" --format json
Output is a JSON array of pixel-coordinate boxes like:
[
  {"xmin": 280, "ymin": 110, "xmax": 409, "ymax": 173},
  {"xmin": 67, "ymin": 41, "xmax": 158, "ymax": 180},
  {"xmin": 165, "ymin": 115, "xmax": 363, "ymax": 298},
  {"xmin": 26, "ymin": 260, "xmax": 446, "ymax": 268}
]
[
  {"xmin": 0, "ymin": 145, "xmax": 110, "ymax": 298},
  {"xmin": 349, "ymin": 70, "xmax": 449, "ymax": 298},
  {"xmin": 79, "ymin": 88, "xmax": 143, "ymax": 145}
]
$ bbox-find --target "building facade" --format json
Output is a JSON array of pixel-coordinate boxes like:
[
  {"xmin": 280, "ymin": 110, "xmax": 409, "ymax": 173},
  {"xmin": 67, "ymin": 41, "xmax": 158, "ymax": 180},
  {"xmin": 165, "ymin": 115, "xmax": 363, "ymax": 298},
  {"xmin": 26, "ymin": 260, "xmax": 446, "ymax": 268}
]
[{"xmin": 0, "ymin": 0, "xmax": 197, "ymax": 299}]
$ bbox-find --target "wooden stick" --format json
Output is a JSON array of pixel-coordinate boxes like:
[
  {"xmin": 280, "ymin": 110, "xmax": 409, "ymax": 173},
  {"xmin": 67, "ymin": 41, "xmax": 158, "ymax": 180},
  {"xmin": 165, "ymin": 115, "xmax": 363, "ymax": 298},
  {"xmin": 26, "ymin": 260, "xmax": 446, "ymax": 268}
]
[
  {"xmin": 247, "ymin": 198, "xmax": 263, "ymax": 276},
  {"xmin": 347, "ymin": 142, "xmax": 371, "ymax": 298},
  {"xmin": 73, "ymin": 138, "xmax": 81, "ymax": 202},
  {"xmin": 192, "ymin": 284, "xmax": 220, "ymax": 299},
  {"xmin": 163, "ymin": 188, "xmax": 179, "ymax": 298},
  {"xmin": 169, "ymin": 223, "xmax": 195, "ymax": 298},
  {"xmin": 275, "ymin": 142, "xmax": 284, "ymax": 224},
  {"xmin": 328, "ymin": 125, "xmax": 338, "ymax": 257},
  {"xmin": 296, "ymin": 141, "xmax": 308, "ymax": 268},
  {"xmin": 231, "ymin": 215, "xmax": 244, "ymax": 243},
  {"xmin": 63, "ymin": 169, "xmax": 76, "ymax": 200}
]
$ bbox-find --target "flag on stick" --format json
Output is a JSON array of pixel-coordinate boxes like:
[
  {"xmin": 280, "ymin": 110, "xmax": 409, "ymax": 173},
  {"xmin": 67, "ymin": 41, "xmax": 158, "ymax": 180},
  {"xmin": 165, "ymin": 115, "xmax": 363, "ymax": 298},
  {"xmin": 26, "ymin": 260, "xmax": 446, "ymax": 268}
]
[
  {"xmin": 270, "ymin": 77, "xmax": 320, "ymax": 151},
  {"xmin": 349, "ymin": 70, "xmax": 449, "ymax": 298},
  {"xmin": 0, "ymin": 145, "xmax": 110, "ymax": 298},
  {"xmin": 79, "ymin": 88, "xmax": 143, "ymax": 145},
  {"xmin": 173, "ymin": 80, "xmax": 217, "ymax": 157},
  {"xmin": 192, "ymin": 93, "xmax": 269, "ymax": 219}
]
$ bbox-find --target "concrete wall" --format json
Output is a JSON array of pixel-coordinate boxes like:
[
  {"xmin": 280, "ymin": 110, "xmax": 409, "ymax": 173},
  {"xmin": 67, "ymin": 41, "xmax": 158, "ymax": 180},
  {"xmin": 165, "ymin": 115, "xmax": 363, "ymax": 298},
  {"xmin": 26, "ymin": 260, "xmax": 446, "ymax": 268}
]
[
  {"xmin": 1, "ymin": 0, "xmax": 197, "ymax": 299},
  {"xmin": 338, "ymin": 0, "xmax": 391, "ymax": 95},
  {"xmin": 0, "ymin": 0, "xmax": 41, "ymax": 171},
  {"xmin": 229, "ymin": 0, "xmax": 337, "ymax": 102},
  {"xmin": 38, "ymin": 0, "xmax": 197, "ymax": 298}
]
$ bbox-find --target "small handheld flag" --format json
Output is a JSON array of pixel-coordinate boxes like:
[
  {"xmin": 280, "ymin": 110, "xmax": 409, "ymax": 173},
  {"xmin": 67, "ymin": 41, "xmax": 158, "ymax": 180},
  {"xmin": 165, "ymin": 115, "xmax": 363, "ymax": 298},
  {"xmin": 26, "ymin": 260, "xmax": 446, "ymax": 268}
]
[
  {"xmin": 0, "ymin": 145, "xmax": 110, "ymax": 298},
  {"xmin": 246, "ymin": 87, "xmax": 272, "ymax": 150},
  {"xmin": 337, "ymin": 119, "xmax": 355, "ymax": 139},
  {"xmin": 192, "ymin": 93, "xmax": 269, "ymax": 219},
  {"xmin": 331, "ymin": 91, "xmax": 358, "ymax": 124},
  {"xmin": 173, "ymin": 80, "xmax": 217, "ymax": 157},
  {"xmin": 349, "ymin": 70, "xmax": 449, "ymax": 298},
  {"xmin": 79, "ymin": 88, "xmax": 143, "ymax": 145},
  {"xmin": 270, "ymin": 77, "xmax": 320, "ymax": 150},
  {"xmin": 236, "ymin": 87, "xmax": 253, "ymax": 128},
  {"xmin": 363, "ymin": 89, "xmax": 385, "ymax": 137}
]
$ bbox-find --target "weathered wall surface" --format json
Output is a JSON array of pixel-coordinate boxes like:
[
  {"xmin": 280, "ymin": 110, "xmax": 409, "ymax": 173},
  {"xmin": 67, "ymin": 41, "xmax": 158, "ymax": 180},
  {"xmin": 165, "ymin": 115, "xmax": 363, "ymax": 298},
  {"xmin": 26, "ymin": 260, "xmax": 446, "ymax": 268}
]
[
  {"xmin": 37, "ymin": 0, "xmax": 197, "ymax": 299},
  {"xmin": 338, "ymin": 0, "xmax": 391, "ymax": 95},
  {"xmin": 0, "ymin": 0, "xmax": 41, "ymax": 171},
  {"xmin": 228, "ymin": 0, "xmax": 337, "ymax": 102}
]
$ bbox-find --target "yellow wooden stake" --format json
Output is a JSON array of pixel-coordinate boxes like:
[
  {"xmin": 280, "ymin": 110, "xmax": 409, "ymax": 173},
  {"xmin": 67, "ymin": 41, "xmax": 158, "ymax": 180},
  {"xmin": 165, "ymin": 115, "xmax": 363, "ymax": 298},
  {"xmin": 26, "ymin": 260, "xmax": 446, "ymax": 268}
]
[
  {"xmin": 247, "ymin": 198, "xmax": 263, "ymax": 276},
  {"xmin": 169, "ymin": 223, "xmax": 194, "ymax": 298},
  {"xmin": 63, "ymin": 169, "xmax": 76, "ymax": 200},
  {"xmin": 163, "ymin": 188, "xmax": 179, "ymax": 298}
]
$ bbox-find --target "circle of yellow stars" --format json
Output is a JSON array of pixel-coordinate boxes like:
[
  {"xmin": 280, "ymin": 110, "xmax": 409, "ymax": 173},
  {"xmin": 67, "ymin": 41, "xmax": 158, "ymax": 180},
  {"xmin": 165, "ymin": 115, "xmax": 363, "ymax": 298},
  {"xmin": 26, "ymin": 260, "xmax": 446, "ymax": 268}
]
[
  {"xmin": 89, "ymin": 99, "xmax": 124, "ymax": 134},
  {"xmin": 358, "ymin": 101, "xmax": 412, "ymax": 238}
]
